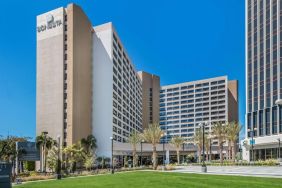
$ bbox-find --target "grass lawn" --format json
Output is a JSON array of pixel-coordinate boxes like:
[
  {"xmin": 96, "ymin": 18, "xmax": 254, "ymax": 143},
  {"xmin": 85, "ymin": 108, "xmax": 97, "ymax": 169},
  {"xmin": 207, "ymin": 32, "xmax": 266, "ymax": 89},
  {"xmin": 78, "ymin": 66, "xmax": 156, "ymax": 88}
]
[{"xmin": 16, "ymin": 171, "xmax": 282, "ymax": 188}]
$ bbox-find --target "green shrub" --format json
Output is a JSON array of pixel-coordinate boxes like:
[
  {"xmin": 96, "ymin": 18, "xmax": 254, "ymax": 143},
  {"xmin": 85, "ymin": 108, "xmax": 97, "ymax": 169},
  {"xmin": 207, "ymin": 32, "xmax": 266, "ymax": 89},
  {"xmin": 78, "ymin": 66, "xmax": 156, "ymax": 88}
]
[{"xmin": 24, "ymin": 161, "xmax": 35, "ymax": 171}]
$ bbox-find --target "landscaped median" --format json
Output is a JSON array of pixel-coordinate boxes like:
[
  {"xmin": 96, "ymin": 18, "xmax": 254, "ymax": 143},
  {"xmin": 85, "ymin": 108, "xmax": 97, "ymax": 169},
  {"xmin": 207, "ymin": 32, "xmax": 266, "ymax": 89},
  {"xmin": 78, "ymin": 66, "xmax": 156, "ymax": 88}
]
[{"xmin": 14, "ymin": 171, "xmax": 282, "ymax": 188}]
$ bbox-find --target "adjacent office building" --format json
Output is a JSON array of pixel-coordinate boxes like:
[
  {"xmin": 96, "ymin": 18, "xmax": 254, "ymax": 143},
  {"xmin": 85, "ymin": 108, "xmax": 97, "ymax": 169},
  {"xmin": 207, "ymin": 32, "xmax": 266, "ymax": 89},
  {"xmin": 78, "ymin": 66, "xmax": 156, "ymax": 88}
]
[
  {"xmin": 159, "ymin": 76, "xmax": 238, "ymax": 143},
  {"xmin": 36, "ymin": 4, "xmax": 142, "ymax": 158},
  {"xmin": 244, "ymin": 0, "xmax": 282, "ymax": 161},
  {"xmin": 137, "ymin": 71, "xmax": 160, "ymax": 129},
  {"xmin": 160, "ymin": 76, "xmax": 238, "ymax": 143}
]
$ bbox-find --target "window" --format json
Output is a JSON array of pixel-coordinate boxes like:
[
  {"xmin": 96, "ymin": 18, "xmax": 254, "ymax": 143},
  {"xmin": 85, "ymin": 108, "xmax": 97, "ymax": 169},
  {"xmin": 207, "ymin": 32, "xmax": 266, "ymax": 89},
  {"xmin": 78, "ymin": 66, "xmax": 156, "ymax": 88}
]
[
  {"xmin": 272, "ymin": 107, "xmax": 278, "ymax": 134},
  {"xmin": 265, "ymin": 109, "xmax": 270, "ymax": 135}
]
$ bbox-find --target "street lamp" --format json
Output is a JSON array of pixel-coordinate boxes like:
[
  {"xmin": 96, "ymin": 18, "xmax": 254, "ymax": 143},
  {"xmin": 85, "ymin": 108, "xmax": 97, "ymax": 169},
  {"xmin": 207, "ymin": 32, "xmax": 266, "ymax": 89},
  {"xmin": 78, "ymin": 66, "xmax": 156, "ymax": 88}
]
[
  {"xmin": 275, "ymin": 99, "xmax": 282, "ymax": 162},
  {"xmin": 42, "ymin": 131, "xmax": 48, "ymax": 173},
  {"xmin": 110, "ymin": 137, "xmax": 114, "ymax": 174},
  {"xmin": 56, "ymin": 135, "xmax": 61, "ymax": 180},
  {"xmin": 161, "ymin": 132, "xmax": 167, "ymax": 169},
  {"xmin": 278, "ymin": 138, "xmax": 281, "ymax": 161},
  {"xmin": 140, "ymin": 139, "xmax": 144, "ymax": 167},
  {"xmin": 275, "ymin": 99, "xmax": 282, "ymax": 106}
]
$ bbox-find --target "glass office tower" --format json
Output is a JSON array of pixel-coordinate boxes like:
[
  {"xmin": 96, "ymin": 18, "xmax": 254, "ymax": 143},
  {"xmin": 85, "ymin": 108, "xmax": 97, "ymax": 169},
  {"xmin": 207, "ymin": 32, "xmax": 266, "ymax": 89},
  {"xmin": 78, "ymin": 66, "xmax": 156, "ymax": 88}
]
[{"xmin": 245, "ymin": 0, "xmax": 282, "ymax": 161}]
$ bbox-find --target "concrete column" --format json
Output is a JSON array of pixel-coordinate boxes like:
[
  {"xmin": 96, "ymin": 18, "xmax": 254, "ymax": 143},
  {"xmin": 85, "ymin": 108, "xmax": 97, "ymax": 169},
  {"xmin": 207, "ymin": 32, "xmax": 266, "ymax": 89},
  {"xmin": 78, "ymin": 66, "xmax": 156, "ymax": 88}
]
[{"xmin": 165, "ymin": 150, "xmax": 170, "ymax": 164}]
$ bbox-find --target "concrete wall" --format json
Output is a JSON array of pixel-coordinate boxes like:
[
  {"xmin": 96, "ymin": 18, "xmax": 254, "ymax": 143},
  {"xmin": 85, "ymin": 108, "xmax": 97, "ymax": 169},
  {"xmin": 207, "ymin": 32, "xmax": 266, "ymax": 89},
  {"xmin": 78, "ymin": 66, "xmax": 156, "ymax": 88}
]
[
  {"xmin": 36, "ymin": 7, "xmax": 65, "ymax": 140},
  {"xmin": 92, "ymin": 23, "xmax": 113, "ymax": 157},
  {"xmin": 138, "ymin": 71, "xmax": 160, "ymax": 129},
  {"xmin": 228, "ymin": 80, "xmax": 239, "ymax": 123},
  {"xmin": 66, "ymin": 4, "xmax": 93, "ymax": 145}
]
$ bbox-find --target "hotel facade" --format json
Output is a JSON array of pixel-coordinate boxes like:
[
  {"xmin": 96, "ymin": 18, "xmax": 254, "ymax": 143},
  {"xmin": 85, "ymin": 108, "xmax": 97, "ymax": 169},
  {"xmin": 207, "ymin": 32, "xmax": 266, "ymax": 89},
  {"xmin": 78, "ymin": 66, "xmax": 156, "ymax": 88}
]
[
  {"xmin": 159, "ymin": 76, "xmax": 238, "ymax": 144},
  {"xmin": 36, "ymin": 4, "xmax": 142, "ymax": 158},
  {"xmin": 244, "ymin": 0, "xmax": 282, "ymax": 161}
]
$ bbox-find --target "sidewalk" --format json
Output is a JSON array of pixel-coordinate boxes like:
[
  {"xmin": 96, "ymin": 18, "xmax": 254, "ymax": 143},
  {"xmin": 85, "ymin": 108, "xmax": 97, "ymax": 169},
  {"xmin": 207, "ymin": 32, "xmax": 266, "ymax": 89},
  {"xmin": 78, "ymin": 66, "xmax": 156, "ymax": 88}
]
[{"xmin": 170, "ymin": 166, "xmax": 282, "ymax": 178}]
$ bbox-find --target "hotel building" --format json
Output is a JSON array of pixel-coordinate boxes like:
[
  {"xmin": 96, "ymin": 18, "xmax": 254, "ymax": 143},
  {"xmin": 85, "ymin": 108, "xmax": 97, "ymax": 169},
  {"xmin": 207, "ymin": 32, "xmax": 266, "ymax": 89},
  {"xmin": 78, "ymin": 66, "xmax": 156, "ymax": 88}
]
[
  {"xmin": 159, "ymin": 76, "xmax": 238, "ymax": 143},
  {"xmin": 36, "ymin": 4, "xmax": 142, "ymax": 158},
  {"xmin": 92, "ymin": 23, "xmax": 142, "ymax": 157},
  {"xmin": 244, "ymin": 0, "xmax": 282, "ymax": 161},
  {"xmin": 36, "ymin": 4, "xmax": 92, "ymax": 148}
]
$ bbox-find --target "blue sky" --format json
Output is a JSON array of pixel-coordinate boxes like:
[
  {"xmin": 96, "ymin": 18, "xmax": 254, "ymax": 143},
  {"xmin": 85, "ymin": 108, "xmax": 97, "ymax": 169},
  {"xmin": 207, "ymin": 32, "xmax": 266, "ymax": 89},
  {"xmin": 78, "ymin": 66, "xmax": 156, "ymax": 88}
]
[{"xmin": 0, "ymin": 0, "xmax": 245, "ymax": 139}]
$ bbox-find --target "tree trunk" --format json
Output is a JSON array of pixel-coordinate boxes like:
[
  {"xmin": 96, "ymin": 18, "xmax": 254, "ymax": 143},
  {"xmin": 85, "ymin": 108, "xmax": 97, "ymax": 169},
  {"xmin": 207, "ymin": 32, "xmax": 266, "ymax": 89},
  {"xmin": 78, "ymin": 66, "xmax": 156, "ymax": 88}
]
[
  {"xmin": 197, "ymin": 146, "xmax": 202, "ymax": 163},
  {"xmin": 219, "ymin": 144, "xmax": 223, "ymax": 165},
  {"xmin": 152, "ymin": 145, "xmax": 157, "ymax": 170},
  {"xmin": 228, "ymin": 141, "xmax": 231, "ymax": 160},
  {"xmin": 44, "ymin": 149, "xmax": 48, "ymax": 173},
  {"xmin": 176, "ymin": 150, "xmax": 180, "ymax": 165},
  {"xmin": 133, "ymin": 145, "xmax": 136, "ymax": 168},
  {"xmin": 232, "ymin": 141, "xmax": 236, "ymax": 162}
]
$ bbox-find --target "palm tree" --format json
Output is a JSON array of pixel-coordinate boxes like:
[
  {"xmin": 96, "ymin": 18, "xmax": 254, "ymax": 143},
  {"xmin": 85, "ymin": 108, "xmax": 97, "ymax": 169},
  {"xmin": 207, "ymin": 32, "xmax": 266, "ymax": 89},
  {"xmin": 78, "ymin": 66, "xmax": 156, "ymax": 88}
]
[
  {"xmin": 81, "ymin": 135, "xmax": 97, "ymax": 156},
  {"xmin": 169, "ymin": 136, "xmax": 184, "ymax": 165},
  {"xmin": 192, "ymin": 128, "xmax": 205, "ymax": 163},
  {"xmin": 36, "ymin": 133, "xmax": 55, "ymax": 173},
  {"xmin": 63, "ymin": 144, "xmax": 85, "ymax": 172},
  {"xmin": 226, "ymin": 121, "xmax": 241, "ymax": 162},
  {"xmin": 127, "ymin": 131, "xmax": 141, "ymax": 167},
  {"xmin": 212, "ymin": 122, "xmax": 227, "ymax": 165},
  {"xmin": 204, "ymin": 134, "xmax": 212, "ymax": 161},
  {"xmin": 46, "ymin": 145, "xmax": 58, "ymax": 172},
  {"xmin": 141, "ymin": 123, "xmax": 164, "ymax": 170}
]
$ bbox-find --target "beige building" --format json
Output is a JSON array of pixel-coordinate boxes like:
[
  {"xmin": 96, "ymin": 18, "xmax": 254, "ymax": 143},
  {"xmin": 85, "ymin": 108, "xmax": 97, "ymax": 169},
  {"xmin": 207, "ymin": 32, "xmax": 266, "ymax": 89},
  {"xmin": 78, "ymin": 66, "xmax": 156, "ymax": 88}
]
[
  {"xmin": 36, "ymin": 4, "xmax": 92, "ymax": 147},
  {"xmin": 137, "ymin": 71, "xmax": 160, "ymax": 129},
  {"xmin": 159, "ymin": 76, "xmax": 239, "ymax": 143}
]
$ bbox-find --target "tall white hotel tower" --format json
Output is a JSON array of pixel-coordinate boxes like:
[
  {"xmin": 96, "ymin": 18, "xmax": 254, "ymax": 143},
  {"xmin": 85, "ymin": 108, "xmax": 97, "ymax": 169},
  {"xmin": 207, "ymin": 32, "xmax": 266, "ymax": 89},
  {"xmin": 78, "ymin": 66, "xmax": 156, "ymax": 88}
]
[{"xmin": 244, "ymin": 0, "xmax": 282, "ymax": 161}]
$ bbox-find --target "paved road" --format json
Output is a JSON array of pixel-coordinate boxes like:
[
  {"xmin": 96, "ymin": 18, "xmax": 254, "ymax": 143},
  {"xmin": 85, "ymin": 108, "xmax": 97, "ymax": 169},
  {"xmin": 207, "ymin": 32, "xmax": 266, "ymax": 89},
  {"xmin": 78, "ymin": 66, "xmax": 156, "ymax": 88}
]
[{"xmin": 171, "ymin": 166, "xmax": 282, "ymax": 178}]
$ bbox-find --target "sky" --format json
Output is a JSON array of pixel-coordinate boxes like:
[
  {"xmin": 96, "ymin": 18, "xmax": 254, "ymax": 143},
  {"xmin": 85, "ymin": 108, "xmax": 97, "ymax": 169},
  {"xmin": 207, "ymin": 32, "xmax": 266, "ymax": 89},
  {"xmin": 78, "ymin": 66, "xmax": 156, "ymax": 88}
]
[{"xmin": 0, "ymin": 0, "xmax": 245, "ymax": 139}]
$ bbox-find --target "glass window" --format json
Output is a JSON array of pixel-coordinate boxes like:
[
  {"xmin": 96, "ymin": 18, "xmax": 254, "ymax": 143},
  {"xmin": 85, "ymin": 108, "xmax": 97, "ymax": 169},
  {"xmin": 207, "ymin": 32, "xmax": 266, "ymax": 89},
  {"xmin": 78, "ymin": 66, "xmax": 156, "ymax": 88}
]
[
  {"xmin": 265, "ymin": 109, "xmax": 270, "ymax": 135},
  {"xmin": 272, "ymin": 107, "xmax": 277, "ymax": 134}
]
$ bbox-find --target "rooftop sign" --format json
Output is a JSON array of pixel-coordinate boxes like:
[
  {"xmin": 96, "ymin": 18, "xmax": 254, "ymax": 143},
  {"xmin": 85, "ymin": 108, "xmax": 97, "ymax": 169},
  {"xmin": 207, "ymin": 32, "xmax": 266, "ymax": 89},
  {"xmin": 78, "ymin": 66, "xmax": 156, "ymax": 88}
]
[{"xmin": 37, "ymin": 14, "xmax": 62, "ymax": 33}]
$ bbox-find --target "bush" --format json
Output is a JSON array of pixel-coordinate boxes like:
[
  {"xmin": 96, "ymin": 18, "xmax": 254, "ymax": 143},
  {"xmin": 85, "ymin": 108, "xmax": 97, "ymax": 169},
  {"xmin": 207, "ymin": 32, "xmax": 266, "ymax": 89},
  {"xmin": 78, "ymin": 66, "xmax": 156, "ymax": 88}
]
[
  {"xmin": 187, "ymin": 154, "xmax": 195, "ymax": 163},
  {"xmin": 20, "ymin": 175, "xmax": 54, "ymax": 182},
  {"xmin": 24, "ymin": 161, "xmax": 35, "ymax": 171}
]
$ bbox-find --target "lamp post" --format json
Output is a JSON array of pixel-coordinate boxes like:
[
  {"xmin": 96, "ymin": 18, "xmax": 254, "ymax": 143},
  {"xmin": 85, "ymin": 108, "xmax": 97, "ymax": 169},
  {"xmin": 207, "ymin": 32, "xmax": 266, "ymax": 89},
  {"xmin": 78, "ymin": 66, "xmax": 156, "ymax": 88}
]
[
  {"xmin": 110, "ymin": 137, "xmax": 114, "ymax": 174},
  {"xmin": 140, "ymin": 140, "xmax": 144, "ymax": 167},
  {"xmin": 56, "ymin": 135, "xmax": 61, "ymax": 180},
  {"xmin": 275, "ymin": 99, "xmax": 282, "ymax": 162},
  {"xmin": 278, "ymin": 138, "xmax": 281, "ymax": 161},
  {"xmin": 42, "ymin": 131, "xmax": 48, "ymax": 173}
]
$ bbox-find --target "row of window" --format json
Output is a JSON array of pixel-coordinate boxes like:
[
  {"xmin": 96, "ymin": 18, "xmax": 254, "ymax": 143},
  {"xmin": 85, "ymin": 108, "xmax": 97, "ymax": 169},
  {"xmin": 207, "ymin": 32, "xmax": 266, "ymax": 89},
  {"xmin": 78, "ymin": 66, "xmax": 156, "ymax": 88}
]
[
  {"xmin": 112, "ymin": 33, "xmax": 143, "ymax": 141},
  {"xmin": 247, "ymin": 106, "xmax": 282, "ymax": 137},
  {"xmin": 160, "ymin": 89, "xmax": 226, "ymax": 98},
  {"xmin": 160, "ymin": 80, "xmax": 226, "ymax": 93}
]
